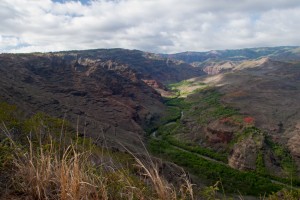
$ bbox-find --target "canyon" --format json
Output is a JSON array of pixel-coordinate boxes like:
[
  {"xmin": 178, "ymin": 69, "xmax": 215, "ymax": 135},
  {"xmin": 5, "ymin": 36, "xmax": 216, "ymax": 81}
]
[{"xmin": 0, "ymin": 46, "xmax": 300, "ymax": 197}]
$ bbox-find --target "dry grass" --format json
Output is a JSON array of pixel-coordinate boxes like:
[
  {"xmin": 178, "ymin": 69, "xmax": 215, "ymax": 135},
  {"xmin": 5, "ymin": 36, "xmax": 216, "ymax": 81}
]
[
  {"xmin": 127, "ymin": 146, "xmax": 194, "ymax": 200},
  {"xmin": 12, "ymin": 138, "xmax": 102, "ymax": 200},
  {"xmin": 1, "ymin": 124, "xmax": 194, "ymax": 200}
]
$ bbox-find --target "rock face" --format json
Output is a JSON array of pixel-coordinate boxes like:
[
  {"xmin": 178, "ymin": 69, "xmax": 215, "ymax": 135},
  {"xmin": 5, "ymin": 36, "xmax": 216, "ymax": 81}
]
[
  {"xmin": 142, "ymin": 79, "xmax": 174, "ymax": 97},
  {"xmin": 229, "ymin": 135, "xmax": 264, "ymax": 170},
  {"xmin": 202, "ymin": 61, "xmax": 236, "ymax": 75},
  {"xmin": 0, "ymin": 49, "xmax": 203, "ymax": 150},
  {"xmin": 142, "ymin": 79, "xmax": 166, "ymax": 90},
  {"xmin": 288, "ymin": 122, "xmax": 300, "ymax": 159},
  {"xmin": 205, "ymin": 120, "xmax": 241, "ymax": 144}
]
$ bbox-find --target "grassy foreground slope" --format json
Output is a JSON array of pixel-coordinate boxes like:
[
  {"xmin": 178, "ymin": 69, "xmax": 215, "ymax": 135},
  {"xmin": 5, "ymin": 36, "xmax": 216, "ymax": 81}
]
[{"xmin": 0, "ymin": 102, "xmax": 195, "ymax": 200}]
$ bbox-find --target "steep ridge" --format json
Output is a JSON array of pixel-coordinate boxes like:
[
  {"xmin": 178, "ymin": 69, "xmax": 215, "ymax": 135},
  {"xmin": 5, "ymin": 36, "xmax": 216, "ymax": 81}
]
[
  {"xmin": 0, "ymin": 50, "xmax": 203, "ymax": 150},
  {"xmin": 63, "ymin": 49, "xmax": 205, "ymax": 84}
]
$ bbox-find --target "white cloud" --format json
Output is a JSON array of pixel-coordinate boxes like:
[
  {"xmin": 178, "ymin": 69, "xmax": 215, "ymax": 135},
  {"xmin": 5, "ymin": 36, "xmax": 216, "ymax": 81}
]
[{"xmin": 1, "ymin": 0, "xmax": 300, "ymax": 53}]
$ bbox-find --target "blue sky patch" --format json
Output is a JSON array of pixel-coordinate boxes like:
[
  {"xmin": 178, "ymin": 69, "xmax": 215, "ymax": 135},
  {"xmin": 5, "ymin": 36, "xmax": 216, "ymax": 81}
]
[{"xmin": 52, "ymin": 0, "xmax": 90, "ymax": 5}]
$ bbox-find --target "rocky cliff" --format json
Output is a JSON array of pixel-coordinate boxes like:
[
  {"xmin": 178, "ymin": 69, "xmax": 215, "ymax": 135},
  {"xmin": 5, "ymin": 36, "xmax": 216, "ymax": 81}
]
[{"xmin": 0, "ymin": 49, "xmax": 203, "ymax": 150}]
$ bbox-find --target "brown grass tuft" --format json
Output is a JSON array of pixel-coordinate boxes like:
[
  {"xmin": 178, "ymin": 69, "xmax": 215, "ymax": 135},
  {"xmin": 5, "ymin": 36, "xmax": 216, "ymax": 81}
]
[{"xmin": 2, "ymin": 124, "xmax": 194, "ymax": 200}]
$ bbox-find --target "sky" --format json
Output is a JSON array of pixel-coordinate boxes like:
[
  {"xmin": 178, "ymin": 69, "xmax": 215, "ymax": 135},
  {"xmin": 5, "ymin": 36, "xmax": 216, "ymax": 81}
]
[{"xmin": 1, "ymin": 0, "xmax": 300, "ymax": 53}]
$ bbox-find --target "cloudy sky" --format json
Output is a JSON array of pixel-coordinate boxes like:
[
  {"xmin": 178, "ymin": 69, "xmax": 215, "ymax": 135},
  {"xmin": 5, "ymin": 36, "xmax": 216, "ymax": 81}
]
[{"xmin": 1, "ymin": 0, "xmax": 300, "ymax": 53}]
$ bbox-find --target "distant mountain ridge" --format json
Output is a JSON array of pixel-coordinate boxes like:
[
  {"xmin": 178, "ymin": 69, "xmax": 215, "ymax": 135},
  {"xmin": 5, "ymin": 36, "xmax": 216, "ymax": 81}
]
[{"xmin": 161, "ymin": 46, "xmax": 300, "ymax": 63}]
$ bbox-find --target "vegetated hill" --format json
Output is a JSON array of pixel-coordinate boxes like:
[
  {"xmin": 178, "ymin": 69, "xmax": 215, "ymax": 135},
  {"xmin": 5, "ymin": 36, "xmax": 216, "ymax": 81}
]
[
  {"xmin": 169, "ymin": 57, "xmax": 300, "ymax": 178},
  {"xmin": 0, "ymin": 49, "xmax": 203, "ymax": 150},
  {"xmin": 161, "ymin": 46, "xmax": 300, "ymax": 63}
]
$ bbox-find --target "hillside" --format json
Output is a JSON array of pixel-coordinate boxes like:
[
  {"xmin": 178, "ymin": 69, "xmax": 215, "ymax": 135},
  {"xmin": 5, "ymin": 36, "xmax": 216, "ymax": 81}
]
[
  {"xmin": 204, "ymin": 58, "xmax": 300, "ymax": 172},
  {"xmin": 0, "ymin": 47, "xmax": 300, "ymax": 199},
  {"xmin": 0, "ymin": 49, "xmax": 203, "ymax": 151}
]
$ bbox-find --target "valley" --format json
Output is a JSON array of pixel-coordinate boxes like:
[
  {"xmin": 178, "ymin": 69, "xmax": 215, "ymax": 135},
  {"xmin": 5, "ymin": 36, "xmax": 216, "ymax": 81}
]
[
  {"xmin": 0, "ymin": 46, "xmax": 300, "ymax": 199},
  {"xmin": 148, "ymin": 85, "xmax": 299, "ymax": 196}
]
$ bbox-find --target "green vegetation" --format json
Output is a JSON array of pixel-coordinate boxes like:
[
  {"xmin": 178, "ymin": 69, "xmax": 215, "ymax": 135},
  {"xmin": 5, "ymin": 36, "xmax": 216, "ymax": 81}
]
[
  {"xmin": 0, "ymin": 102, "xmax": 22, "ymax": 170},
  {"xmin": 165, "ymin": 136, "xmax": 228, "ymax": 162},
  {"xmin": 164, "ymin": 97, "xmax": 191, "ymax": 109},
  {"xmin": 0, "ymin": 138, "xmax": 15, "ymax": 170},
  {"xmin": 234, "ymin": 127, "xmax": 263, "ymax": 144},
  {"xmin": 161, "ymin": 89, "xmax": 238, "ymax": 161},
  {"xmin": 0, "ymin": 102, "xmax": 22, "ymax": 131},
  {"xmin": 168, "ymin": 80, "xmax": 205, "ymax": 90},
  {"xmin": 201, "ymin": 181, "xmax": 222, "ymax": 200},
  {"xmin": 148, "ymin": 139, "xmax": 282, "ymax": 196},
  {"xmin": 168, "ymin": 80, "xmax": 207, "ymax": 97},
  {"xmin": 266, "ymin": 137, "xmax": 298, "ymax": 178},
  {"xmin": 168, "ymin": 80, "xmax": 193, "ymax": 89},
  {"xmin": 268, "ymin": 188, "xmax": 300, "ymax": 200},
  {"xmin": 160, "ymin": 106, "xmax": 181, "ymax": 125},
  {"xmin": 233, "ymin": 128, "xmax": 300, "ymax": 187},
  {"xmin": 23, "ymin": 112, "xmax": 71, "ymax": 133},
  {"xmin": 156, "ymin": 122, "xmax": 228, "ymax": 162},
  {"xmin": 189, "ymin": 89, "xmax": 238, "ymax": 125},
  {"xmin": 165, "ymin": 89, "xmax": 239, "ymax": 124},
  {"xmin": 256, "ymin": 151, "xmax": 267, "ymax": 175}
]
